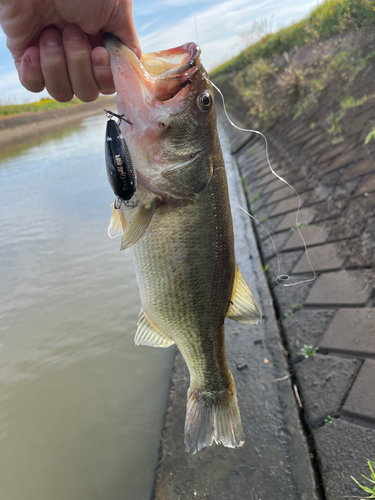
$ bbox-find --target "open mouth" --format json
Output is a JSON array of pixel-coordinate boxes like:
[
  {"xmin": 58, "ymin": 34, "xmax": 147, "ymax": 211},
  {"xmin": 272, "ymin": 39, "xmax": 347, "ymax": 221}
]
[{"xmin": 102, "ymin": 35, "xmax": 201, "ymax": 102}]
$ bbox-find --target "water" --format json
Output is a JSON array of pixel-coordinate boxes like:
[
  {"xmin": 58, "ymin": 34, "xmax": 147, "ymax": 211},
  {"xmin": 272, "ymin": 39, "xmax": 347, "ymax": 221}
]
[{"xmin": 0, "ymin": 114, "xmax": 175, "ymax": 500}]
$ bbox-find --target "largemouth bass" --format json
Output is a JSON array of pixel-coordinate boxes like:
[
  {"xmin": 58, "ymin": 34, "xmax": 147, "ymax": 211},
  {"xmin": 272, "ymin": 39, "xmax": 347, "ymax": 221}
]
[{"xmin": 103, "ymin": 35, "xmax": 262, "ymax": 454}]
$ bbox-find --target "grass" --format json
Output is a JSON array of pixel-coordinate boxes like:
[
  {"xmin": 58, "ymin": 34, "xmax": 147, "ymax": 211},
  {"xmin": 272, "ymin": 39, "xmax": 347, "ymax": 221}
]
[
  {"xmin": 0, "ymin": 97, "xmax": 82, "ymax": 118},
  {"xmin": 351, "ymin": 459, "xmax": 375, "ymax": 499},
  {"xmin": 211, "ymin": 0, "xmax": 375, "ymax": 78},
  {"xmin": 365, "ymin": 127, "xmax": 375, "ymax": 144},
  {"xmin": 291, "ymin": 222, "xmax": 309, "ymax": 232},
  {"xmin": 324, "ymin": 415, "xmax": 336, "ymax": 424},
  {"xmin": 300, "ymin": 344, "xmax": 318, "ymax": 358},
  {"xmin": 284, "ymin": 300, "xmax": 305, "ymax": 318}
]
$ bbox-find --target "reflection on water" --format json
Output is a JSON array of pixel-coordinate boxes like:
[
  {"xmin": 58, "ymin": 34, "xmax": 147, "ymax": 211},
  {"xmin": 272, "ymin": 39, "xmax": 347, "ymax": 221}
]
[{"xmin": 0, "ymin": 114, "xmax": 174, "ymax": 500}]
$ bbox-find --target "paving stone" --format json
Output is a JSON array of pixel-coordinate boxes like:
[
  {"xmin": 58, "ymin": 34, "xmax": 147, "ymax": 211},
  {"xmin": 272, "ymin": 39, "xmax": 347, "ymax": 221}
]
[
  {"xmin": 342, "ymin": 360, "xmax": 375, "ymax": 424},
  {"xmin": 294, "ymin": 130, "xmax": 317, "ymax": 146},
  {"xmin": 302, "ymin": 134, "xmax": 323, "ymax": 150},
  {"xmin": 282, "ymin": 309, "xmax": 337, "ymax": 362},
  {"xmin": 270, "ymin": 194, "xmax": 306, "ymax": 217},
  {"xmin": 295, "ymin": 355, "xmax": 361, "ymax": 424},
  {"xmin": 314, "ymin": 419, "xmax": 375, "ymax": 500},
  {"xmin": 292, "ymin": 243, "xmax": 344, "ymax": 274},
  {"xmin": 344, "ymin": 108, "xmax": 374, "ymax": 138},
  {"xmin": 253, "ymin": 171, "xmax": 282, "ymax": 189},
  {"xmin": 355, "ymin": 171, "xmax": 375, "ymax": 196},
  {"xmin": 283, "ymin": 224, "xmax": 329, "ymax": 251},
  {"xmin": 341, "ymin": 156, "xmax": 375, "ymax": 181},
  {"xmin": 267, "ymin": 250, "xmax": 303, "ymax": 283},
  {"xmin": 262, "ymin": 179, "xmax": 284, "ymax": 195},
  {"xmin": 309, "ymin": 140, "xmax": 332, "ymax": 158},
  {"xmin": 275, "ymin": 208, "xmax": 316, "ymax": 232},
  {"xmin": 319, "ymin": 308, "xmax": 375, "ymax": 358},
  {"xmin": 305, "ymin": 270, "xmax": 374, "ymax": 307},
  {"xmin": 319, "ymin": 141, "xmax": 350, "ymax": 163},
  {"xmin": 265, "ymin": 185, "xmax": 295, "ymax": 205},
  {"xmin": 262, "ymin": 231, "xmax": 291, "ymax": 260},
  {"xmin": 327, "ymin": 148, "xmax": 363, "ymax": 172}
]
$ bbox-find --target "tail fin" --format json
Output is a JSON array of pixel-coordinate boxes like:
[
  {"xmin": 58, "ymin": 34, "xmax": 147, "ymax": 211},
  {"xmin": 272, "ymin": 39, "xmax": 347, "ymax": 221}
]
[{"xmin": 184, "ymin": 387, "xmax": 244, "ymax": 454}]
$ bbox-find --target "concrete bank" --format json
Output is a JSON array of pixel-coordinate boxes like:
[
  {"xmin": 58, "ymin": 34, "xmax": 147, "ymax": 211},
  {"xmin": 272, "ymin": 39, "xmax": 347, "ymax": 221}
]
[
  {"xmin": 152, "ymin": 115, "xmax": 318, "ymax": 500},
  {"xmin": 230, "ymin": 115, "xmax": 375, "ymax": 499},
  {"xmin": 0, "ymin": 96, "xmax": 116, "ymax": 149}
]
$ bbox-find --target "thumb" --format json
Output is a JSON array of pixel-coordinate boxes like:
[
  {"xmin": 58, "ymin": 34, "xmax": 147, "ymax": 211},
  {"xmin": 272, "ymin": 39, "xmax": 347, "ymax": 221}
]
[{"xmin": 105, "ymin": 1, "xmax": 141, "ymax": 59}]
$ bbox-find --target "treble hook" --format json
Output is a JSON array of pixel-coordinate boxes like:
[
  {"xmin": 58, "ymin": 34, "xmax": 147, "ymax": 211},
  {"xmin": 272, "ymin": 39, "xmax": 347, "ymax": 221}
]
[{"xmin": 103, "ymin": 109, "xmax": 133, "ymax": 126}]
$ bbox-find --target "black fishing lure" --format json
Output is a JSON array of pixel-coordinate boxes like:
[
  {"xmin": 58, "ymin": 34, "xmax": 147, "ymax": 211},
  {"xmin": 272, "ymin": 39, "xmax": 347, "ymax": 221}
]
[{"xmin": 104, "ymin": 109, "xmax": 136, "ymax": 203}]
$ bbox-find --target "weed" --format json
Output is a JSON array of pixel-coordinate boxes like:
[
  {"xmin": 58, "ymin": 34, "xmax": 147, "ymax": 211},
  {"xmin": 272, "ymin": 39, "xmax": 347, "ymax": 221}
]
[
  {"xmin": 310, "ymin": 122, "xmax": 316, "ymax": 129},
  {"xmin": 0, "ymin": 97, "xmax": 81, "ymax": 117},
  {"xmin": 332, "ymin": 136, "xmax": 345, "ymax": 144},
  {"xmin": 300, "ymin": 344, "xmax": 318, "ymax": 358},
  {"xmin": 263, "ymin": 264, "xmax": 269, "ymax": 273},
  {"xmin": 365, "ymin": 127, "xmax": 375, "ymax": 145},
  {"xmin": 326, "ymin": 110, "xmax": 347, "ymax": 136},
  {"xmin": 284, "ymin": 300, "xmax": 305, "ymax": 318},
  {"xmin": 211, "ymin": 0, "xmax": 375, "ymax": 78},
  {"xmin": 324, "ymin": 415, "xmax": 336, "ymax": 425},
  {"xmin": 250, "ymin": 193, "xmax": 261, "ymax": 203},
  {"xmin": 340, "ymin": 94, "xmax": 368, "ymax": 109},
  {"xmin": 291, "ymin": 222, "xmax": 309, "ymax": 232},
  {"xmin": 260, "ymin": 216, "xmax": 269, "ymax": 223},
  {"xmin": 351, "ymin": 459, "xmax": 375, "ymax": 499}
]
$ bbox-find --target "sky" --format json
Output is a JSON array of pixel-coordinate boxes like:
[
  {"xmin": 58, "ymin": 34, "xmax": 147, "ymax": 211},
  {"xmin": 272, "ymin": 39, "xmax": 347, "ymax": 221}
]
[{"xmin": 0, "ymin": 0, "xmax": 323, "ymax": 103}]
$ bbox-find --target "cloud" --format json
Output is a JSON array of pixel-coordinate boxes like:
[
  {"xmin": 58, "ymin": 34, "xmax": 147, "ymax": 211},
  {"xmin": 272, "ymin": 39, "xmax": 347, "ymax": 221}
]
[{"xmin": 139, "ymin": 0, "xmax": 275, "ymax": 70}]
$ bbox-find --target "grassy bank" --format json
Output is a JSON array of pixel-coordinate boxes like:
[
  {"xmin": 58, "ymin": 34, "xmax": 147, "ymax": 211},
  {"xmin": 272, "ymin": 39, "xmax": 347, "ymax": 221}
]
[
  {"xmin": 0, "ymin": 97, "xmax": 82, "ymax": 118},
  {"xmin": 211, "ymin": 0, "xmax": 375, "ymax": 78}
]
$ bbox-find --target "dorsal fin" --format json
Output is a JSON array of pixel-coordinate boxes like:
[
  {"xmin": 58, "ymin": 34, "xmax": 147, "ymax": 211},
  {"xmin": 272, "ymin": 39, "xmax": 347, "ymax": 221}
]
[
  {"xmin": 135, "ymin": 309, "xmax": 175, "ymax": 348},
  {"xmin": 226, "ymin": 264, "xmax": 262, "ymax": 324},
  {"xmin": 120, "ymin": 199, "xmax": 157, "ymax": 250}
]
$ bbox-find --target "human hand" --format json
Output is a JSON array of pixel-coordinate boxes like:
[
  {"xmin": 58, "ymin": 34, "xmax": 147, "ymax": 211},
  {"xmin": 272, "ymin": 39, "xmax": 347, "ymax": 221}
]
[{"xmin": 0, "ymin": 0, "xmax": 141, "ymax": 102}]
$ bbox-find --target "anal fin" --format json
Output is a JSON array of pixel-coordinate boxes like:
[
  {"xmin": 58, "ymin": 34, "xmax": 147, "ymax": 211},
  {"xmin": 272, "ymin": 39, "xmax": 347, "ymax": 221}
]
[
  {"xmin": 226, "ymin": 264, "xmax": 262, "ymax": 324},
  {"xmin": 135, "ymin": 309, "xmax": 175, "ymax": 348}
]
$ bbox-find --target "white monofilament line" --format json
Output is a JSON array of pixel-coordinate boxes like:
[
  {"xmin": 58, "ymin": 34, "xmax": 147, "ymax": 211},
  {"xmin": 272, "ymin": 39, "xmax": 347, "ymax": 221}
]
[
  {"xmin": 184, "ymin": 0, "xmax": 316, "ymax": 287},
  {"xmin": 210, "ymin": 80, "xmax": 316, "ymax": 287}
]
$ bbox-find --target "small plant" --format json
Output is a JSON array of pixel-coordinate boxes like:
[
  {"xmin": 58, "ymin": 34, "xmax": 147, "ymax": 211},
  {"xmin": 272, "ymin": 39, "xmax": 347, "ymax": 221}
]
[
  {"xmin": 260, "ymin": 216, "xmax": 269, "ymax": 223},
  {"xmin": 263, "ymin": 264, "xmax": 269, "ymax": 273},
  {"xmin": 340, "ymin": 94, "xmax": 368, "ymax": 109},
  {"xmin": 250, "ymin": 193, "xmax": 261, "ymax": 203},
  {"xmin": 324, "ymin": 415, "xmax": 336, "ymax": 425},
  {"xmin": 300, "ymin": 344, "xmax": 318, "ymax": 358},
  {"xmin": 291, "ymin": 222, "xmax": 309, "ymax": 232},
  {"xmin": 284, "ymin": 300, "xmax": 305, "ymax": 318},
  {"xmin": 351, "ymin": 459, "xmax": 375, "ymax": 499},
  {"xmin": 365, "ymin": 127, "xmax": 375, "ymax": 145}
]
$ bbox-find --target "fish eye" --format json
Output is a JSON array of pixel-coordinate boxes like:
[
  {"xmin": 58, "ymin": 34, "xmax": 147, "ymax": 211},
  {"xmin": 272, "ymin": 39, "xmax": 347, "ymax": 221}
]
[{"xmin": 197, "ymin": 91, "xmax": 212, "ymax": 112}]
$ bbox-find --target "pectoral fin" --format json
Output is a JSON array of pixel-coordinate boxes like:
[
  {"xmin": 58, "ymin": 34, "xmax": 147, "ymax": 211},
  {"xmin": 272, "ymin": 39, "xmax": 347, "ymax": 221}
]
[
  {"xmin": 108, "ymin": 203, "xmax": 127, "ymax": 239},
  {"xmin": 120, "ymin": 199, "xmax": 157, "ymax": 250},
  {"xmin": 226, "ymin": 264, "xmax": 262, "ymax": 324},
  {"xmin": 135, "ymin": 309, "xmax": 175, "ymax": 348}
]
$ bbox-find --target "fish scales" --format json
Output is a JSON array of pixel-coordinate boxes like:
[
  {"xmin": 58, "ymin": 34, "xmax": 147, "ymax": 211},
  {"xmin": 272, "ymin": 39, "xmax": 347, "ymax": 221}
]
[{"xmin": 103, "ymin": 35, "xmax": 262, "ymax": 453}]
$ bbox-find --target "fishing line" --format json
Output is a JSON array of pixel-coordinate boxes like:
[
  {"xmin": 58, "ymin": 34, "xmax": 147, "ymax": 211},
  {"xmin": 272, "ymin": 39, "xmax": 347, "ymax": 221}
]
[
  {"xmin": 210, "ymin": 80, "xmax": 316, "ymax": 287},
  {"xmin": 181, "ymin": 0, "xmax": 315, "ymax": 286},
  {"xmin": 184, "ymin": 0, "xmax": 199, "ymax": 45}
]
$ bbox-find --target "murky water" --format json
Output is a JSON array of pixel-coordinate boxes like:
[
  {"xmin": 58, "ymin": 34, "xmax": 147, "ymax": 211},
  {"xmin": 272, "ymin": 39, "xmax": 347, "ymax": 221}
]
[{"xmin": 0, "ymin": 114, "xmax": 175, "ymax": 500}]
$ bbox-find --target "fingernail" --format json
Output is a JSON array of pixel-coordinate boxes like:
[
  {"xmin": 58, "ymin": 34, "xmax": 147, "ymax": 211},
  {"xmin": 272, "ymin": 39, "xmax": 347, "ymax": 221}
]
[
  {"xmin": 26, "ymin": 52, "xmax": 40, "ymax": 64},
  {"xmin": 94, "ymin": 55, "xmax": 109, "ymax": 69},
  {"xmin": 65, "ymin": 26, "xmax": 84, "ymax": 41},
  {"xmin": 43, "ymin": 35, "xmax": 61, "ymax": 47}
]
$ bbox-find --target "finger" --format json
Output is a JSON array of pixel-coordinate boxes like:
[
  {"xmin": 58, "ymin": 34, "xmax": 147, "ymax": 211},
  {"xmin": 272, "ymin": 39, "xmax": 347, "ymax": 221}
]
[
  {"xmin": 104, "ymin": 1, "xmax": 142, "ymax": 59},
  {"xmin": 92, "ymin": 47, "xmax": 115, "ymax": 95},
  {"xmin": 63, "ymin": 24, "xmax": 99, "ymax": 102},
  {"xmin": 40, "ymin": 29, "xmax": 73, "ymax": 102},
  {"xmin": 18, "ymin": 46, "xmax": 45, "ymax": 93}
]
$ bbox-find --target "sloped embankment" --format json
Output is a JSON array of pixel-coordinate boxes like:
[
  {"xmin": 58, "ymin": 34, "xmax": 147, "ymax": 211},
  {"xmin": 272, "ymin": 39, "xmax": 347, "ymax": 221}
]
[{"xmin": 213, "ymin": 21, "xmax": 375, "ymax": 500}]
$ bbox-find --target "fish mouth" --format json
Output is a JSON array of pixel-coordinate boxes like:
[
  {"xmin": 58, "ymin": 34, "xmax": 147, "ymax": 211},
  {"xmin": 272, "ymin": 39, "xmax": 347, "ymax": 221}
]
[{"xmin": 102, "ymin": 35, "xmax": 201, "ymax": 113}]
